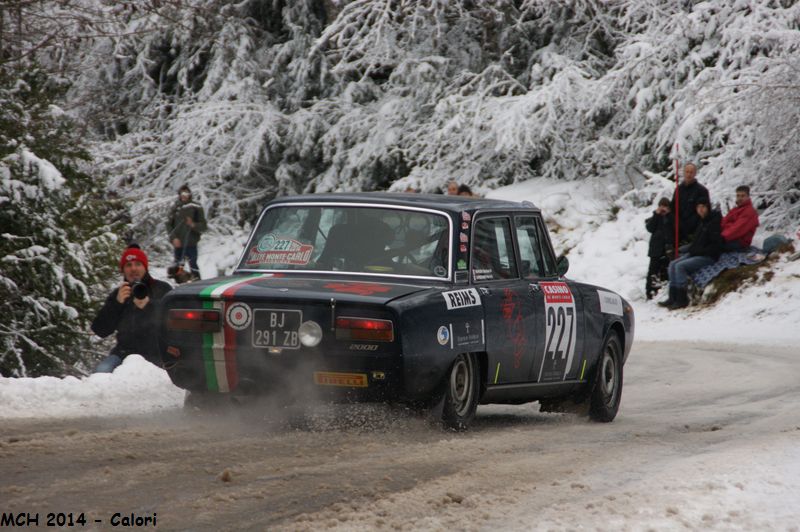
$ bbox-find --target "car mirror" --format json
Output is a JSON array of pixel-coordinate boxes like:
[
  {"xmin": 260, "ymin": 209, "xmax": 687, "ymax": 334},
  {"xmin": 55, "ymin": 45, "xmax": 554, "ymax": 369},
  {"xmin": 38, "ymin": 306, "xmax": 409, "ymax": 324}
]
[{"xmin": 556, "ymin": 255, "xmax": 569, "ymax": 276}]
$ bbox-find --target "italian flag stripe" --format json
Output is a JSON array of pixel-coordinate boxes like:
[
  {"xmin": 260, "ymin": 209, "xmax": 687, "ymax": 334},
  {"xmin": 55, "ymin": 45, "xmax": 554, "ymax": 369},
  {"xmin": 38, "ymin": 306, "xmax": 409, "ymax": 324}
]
[{"xmin": 199, "ymin": 275, "xmax": 270, "ymax": 393}]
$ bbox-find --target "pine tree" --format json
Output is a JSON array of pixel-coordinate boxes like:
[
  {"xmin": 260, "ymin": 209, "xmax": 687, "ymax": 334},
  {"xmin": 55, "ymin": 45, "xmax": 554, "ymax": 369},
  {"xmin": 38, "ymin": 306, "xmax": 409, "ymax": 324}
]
[{"xmin": 0, "ymin": 64, "xmax": 121, "ymax": 377}]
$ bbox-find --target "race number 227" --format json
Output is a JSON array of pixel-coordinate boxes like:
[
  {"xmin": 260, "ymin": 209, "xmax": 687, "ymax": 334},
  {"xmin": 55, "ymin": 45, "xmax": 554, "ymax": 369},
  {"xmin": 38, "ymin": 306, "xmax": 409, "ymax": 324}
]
[{"xmin": 538, "ymin": 282, "xmax": 577, "ymax": 382}]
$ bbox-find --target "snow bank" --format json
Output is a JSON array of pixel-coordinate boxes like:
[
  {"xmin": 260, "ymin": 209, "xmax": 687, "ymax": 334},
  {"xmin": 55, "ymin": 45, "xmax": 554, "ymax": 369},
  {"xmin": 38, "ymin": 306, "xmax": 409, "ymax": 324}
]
[{"xmin": 0, "ymin": 355, "xmax": 184, "ymax": 420}]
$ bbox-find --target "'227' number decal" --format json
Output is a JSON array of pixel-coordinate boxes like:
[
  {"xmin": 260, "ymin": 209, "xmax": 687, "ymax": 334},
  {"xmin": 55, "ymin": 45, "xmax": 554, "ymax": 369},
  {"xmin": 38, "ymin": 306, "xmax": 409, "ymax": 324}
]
[{"xmin": 544, "ymin": 306, "xmax": 575, "ymax": 361}]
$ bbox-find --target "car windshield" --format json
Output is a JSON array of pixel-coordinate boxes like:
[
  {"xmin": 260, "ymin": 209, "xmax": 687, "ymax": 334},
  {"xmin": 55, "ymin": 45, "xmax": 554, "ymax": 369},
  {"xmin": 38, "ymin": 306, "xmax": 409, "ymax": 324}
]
[{"xmin": 238, "ymin": 205, "xmax": 451, "ymax": 279}]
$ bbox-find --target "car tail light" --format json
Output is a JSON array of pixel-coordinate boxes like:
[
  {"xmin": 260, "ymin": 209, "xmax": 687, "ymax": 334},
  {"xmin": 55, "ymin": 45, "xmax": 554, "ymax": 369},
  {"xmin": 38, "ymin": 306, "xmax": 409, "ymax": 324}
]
[
  {"xmin": 167, "ymin": 309, "xmax": 221, "ymax": 332},
  {"xmin": 335, "ymin": 317, "xmax": 394, "ymax": 342}
]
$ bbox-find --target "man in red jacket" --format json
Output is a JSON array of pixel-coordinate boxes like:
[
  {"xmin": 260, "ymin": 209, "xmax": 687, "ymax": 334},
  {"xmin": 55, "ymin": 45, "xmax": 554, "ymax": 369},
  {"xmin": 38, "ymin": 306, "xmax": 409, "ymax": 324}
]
[{"xmin": 721, "ymin": 185, "xmax": 759, "ymax": 252}]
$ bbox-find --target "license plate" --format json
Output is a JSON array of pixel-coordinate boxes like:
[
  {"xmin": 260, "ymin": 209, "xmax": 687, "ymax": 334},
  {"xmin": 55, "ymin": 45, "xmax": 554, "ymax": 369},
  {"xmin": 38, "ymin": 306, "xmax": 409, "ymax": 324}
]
[
  {"xmin": 313, "ymin": 372, "xmax": 368, "ymax": 388},
  {"xmin": 252, "ymin": 309, "xmax": 302, "ymax": 349}
]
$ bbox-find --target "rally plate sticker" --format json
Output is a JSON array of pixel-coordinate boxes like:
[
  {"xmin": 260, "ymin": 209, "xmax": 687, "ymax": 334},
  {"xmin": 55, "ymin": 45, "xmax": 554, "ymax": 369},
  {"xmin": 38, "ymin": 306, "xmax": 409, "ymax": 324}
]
[{"xmin": 538, "ymin": 282, "xmax": 577, "ymax": 382}]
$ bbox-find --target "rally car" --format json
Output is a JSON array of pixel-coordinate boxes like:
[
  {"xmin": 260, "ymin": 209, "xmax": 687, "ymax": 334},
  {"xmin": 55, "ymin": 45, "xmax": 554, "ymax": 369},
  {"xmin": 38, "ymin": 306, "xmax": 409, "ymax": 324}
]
[{"xmin": 159, "ymin": 193, "xmax": 634, "ymax": 429}]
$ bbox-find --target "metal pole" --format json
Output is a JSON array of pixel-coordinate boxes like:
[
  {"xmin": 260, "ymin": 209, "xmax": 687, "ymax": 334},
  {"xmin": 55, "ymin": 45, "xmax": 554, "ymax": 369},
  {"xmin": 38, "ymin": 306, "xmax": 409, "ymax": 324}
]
[{"xmin": 674, "ymin": 143, "xmax": 680, "ymax": 259}]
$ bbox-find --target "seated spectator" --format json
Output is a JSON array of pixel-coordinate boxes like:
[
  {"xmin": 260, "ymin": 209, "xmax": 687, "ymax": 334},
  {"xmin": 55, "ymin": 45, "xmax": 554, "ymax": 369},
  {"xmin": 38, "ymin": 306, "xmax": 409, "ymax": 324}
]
[
  {"xmin": 660, "ymin": 198, "xmax": 723, "ymax": 310},
  {"xmin": 645, "ymin": 197, "xmax": 674, "ymax": 300},
  {"xmin": 457, "ymin": 184, "xmax": 475, "ymax": 197},
  {"xmin": 446, "ymin": 180, "xmax": 459, "ymax": 195},
  {"xmin": 721, "ymin": 185, "xmax": 759, "ymax": 252}
]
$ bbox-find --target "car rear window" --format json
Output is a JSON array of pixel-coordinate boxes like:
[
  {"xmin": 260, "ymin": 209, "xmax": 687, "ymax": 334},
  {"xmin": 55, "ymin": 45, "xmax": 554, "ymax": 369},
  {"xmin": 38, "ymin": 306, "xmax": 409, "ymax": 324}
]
[{"xmin": 239, "ymin": 205, "xmax": 451, "ymax": 279}]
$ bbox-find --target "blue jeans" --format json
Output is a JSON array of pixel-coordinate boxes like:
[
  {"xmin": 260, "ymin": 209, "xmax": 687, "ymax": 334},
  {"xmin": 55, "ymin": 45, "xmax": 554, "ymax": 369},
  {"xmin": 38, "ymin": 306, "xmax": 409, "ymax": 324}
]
[
  {"xmin": 174, "ymin": 246, "xmax": 199, "ymax": 275},
  {"xmin": 94, "ymin": 354, "xmax": 123, "ymax": 373},
  {"xmin": 668, "ymin": 255, "xmax": 715, "ymax": 288}
]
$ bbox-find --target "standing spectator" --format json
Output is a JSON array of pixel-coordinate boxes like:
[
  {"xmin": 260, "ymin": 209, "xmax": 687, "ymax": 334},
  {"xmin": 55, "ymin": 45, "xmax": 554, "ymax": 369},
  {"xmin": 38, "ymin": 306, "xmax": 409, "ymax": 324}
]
[
  {"xmin": 671, "ymin": 163, "xmax": 710, "ymax": 243},
  {"xmin": 645, "ymin": 197, "xmax": 674, "ymax": 300},
  {"xmin": 446, "ymin": 180, "xmax": 459, "ymax": 195},
  {"xmin": 661, "ymin": 198, "xmax": 723, "ymax": 310},
  {"xmin": 91, "ymin": 246, "xmax": 172, "ymax": 372},
  {"xmin": 721, "ymin": 185, "xmax": 759, "ymax": 252},
  {"xmin": 167, "ymin": 185, "xmax": 207, "ymax": 281},
  {"xmin": 457, "ymin": 184, "xmax": 475, "ymax": 197}
]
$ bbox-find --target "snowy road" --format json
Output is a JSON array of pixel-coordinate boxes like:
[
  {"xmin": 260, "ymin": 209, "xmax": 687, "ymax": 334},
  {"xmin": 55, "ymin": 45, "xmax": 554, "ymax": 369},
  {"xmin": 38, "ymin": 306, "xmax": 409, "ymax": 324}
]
[{"xmin": 2, "ymin": 341, "xmax": 799, "ymax": 531}]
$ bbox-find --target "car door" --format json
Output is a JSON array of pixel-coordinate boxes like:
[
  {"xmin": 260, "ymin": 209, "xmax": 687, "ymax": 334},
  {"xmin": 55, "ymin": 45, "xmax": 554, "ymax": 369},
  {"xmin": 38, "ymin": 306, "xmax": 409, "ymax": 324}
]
[
  {"xmin": 470, "ymin": 215, "xmax": 535, "ymax": 385},
  {"xmin": 515, "ymin": 215, "xmax": 586, "ymax": 383}
]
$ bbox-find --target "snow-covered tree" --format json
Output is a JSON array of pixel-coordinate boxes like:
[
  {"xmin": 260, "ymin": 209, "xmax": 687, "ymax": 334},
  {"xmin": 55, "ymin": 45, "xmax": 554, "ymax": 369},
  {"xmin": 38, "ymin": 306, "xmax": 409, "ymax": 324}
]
[
  {"xmin": 0, "ymin": 64, "xmax": 121, "ymax": 377},
  {"xmin": 73, "ymin": 0, "xmax": 798, "ymax": 236}
]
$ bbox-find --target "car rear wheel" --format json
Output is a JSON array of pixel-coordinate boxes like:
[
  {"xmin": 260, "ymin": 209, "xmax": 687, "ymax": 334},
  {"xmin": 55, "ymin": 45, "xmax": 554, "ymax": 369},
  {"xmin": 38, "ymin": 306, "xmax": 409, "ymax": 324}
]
[
  {"xmin": 440, "ymin": 353, "xmax": 480, "ymax": 431},
  {"xmin": 589, "ymin": 333, "xmax": 623, "ymax": 422}
]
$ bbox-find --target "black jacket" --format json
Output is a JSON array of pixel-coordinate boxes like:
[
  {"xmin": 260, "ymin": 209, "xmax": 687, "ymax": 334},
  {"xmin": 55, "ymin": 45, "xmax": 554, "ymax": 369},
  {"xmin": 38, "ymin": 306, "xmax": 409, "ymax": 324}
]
[
  {"xmin": 688, "ymin": 210, "xmax": 724, "ymax": 260},
  {"xmin": 91, "ymin": 274, "xmax": 172, "ymax": 363},
  {"xmin": 645, "ymin": 211, "xmax": 675, "ymax": 258},
  {"xmin": 671, "ymin": 181, "xmax": 710, "ymax": 242},
  {"xmin": 167, "ymin": 200, "xmax": 207, "ymax": 247}
]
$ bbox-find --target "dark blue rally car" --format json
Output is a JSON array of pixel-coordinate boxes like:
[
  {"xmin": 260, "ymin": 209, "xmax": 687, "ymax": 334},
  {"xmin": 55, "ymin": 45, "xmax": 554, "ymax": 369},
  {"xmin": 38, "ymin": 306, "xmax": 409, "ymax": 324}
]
[{"xmin": 160, "ymin": 193, "xmax": 634, "ymax": 429}]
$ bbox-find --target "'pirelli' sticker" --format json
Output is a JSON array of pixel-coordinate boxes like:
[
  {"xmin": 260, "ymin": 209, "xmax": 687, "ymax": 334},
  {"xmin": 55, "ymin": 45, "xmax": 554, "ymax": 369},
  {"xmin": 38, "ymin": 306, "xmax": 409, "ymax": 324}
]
[
  {"xmin": 442, "ymin": 288, "xmax": 481, "ymax": 310},
  {"xmin": 313, "ymin": 372, "xmax": 368, "ymax": 388}
]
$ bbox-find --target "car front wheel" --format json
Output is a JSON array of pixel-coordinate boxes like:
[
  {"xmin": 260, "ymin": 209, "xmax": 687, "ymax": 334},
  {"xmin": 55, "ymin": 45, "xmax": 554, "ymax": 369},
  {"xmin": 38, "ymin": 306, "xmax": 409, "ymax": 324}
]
[
  {"xmin": 589, "ymin": 333, "xmax": 623, "ymax": 422},
  {"xmin": 440, "ymin": 352, "xmax": 481, "ymax": 431}
]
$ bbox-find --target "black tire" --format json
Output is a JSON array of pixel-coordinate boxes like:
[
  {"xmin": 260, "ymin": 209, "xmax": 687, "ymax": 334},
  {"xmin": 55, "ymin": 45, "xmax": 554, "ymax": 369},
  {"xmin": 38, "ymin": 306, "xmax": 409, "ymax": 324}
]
[
  {"xmin": 589, "ymin": 333, "xmax": 623, "ymax": 422},
  {"xmin": 440, "ymin": 353, "xmax": 481, "ymax": 431}
]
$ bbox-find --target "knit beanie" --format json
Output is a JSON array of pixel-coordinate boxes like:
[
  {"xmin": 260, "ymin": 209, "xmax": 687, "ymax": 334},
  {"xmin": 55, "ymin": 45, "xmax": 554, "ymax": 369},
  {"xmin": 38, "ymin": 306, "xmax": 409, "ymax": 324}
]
[{"xmin": 119, "ymin": 246, "xmax": 148, "ymax": 271}]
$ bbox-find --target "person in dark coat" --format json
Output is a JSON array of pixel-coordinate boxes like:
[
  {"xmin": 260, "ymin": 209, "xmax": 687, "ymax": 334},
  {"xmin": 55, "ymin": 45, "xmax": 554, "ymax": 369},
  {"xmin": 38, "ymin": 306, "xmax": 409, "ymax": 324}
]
[
  {"xmin": 671, "ymin": 163, "xmax": 710, "ymax": 243},
  {"xmin": 91, "ymin": 246, "xmax": 172, "ymax": 372},
  {"xmin": 721, "ymin": 185, "xmax": 759, "ymax": 252},
  {"xmin": 167, "ymin": 185, "xmax": 207, "ymax": 281},
  {"xmin": 645, "ymin": 197, "xmax": 674, "ymax": 300},
  {"xmin": 661, "ymin": 198, "xmax": 723, "ymax": 310}
]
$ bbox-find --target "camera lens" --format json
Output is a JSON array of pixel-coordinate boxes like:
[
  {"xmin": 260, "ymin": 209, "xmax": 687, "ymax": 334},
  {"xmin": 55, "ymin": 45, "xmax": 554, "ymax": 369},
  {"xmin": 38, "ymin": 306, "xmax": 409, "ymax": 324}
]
[{"xmin": 131, "ymin": 281, "xmax": 149, "ymax": 300}]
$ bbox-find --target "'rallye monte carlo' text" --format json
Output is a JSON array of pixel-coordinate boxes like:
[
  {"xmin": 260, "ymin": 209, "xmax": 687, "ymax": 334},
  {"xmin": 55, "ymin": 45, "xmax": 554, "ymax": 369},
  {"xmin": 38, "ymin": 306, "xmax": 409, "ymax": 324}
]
[{"xmin": 159, "ymin": 193, "xmax": 634, "ymax": 429}]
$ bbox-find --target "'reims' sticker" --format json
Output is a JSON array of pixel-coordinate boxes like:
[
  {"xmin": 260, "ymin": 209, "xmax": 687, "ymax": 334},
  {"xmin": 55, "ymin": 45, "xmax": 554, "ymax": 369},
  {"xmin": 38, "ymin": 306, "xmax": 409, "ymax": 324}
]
[{"xmin": 442, "ymin": 288, "xmax": 481, "ymax": 310}]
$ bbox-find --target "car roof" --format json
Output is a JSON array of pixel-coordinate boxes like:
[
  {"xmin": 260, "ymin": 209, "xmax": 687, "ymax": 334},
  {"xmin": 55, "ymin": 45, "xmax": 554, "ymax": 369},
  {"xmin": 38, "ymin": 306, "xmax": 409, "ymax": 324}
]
[{"xmin": 265, "ymin": 192, "xmax": 540, "ymax": 214}]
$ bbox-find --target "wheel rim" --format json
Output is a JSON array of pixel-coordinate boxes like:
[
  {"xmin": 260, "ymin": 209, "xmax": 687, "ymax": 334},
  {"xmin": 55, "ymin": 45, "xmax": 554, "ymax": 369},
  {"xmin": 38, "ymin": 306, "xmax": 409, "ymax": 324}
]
[
  {"xmin": 600, "ymin": 346, "xmax": 617, "ymax": 406},
  {"xmin": 449, "ymin": 356, "xmax": 474, "ymax": 417}
]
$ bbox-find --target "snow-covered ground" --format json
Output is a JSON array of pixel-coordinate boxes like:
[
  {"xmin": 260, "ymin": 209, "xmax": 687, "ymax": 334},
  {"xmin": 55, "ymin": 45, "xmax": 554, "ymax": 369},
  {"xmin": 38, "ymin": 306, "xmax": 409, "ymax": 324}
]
[{"xmin": 0, "ymin": 355, "xmax": 183, "ymax": 420}]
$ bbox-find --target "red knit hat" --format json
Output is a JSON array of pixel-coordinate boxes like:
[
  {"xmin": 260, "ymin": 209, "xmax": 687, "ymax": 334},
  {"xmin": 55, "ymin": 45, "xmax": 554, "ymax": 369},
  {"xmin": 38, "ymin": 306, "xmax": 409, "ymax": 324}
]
[{"xmin": 119, "ymin": 247, "xmax": 148, "ymax": 271}]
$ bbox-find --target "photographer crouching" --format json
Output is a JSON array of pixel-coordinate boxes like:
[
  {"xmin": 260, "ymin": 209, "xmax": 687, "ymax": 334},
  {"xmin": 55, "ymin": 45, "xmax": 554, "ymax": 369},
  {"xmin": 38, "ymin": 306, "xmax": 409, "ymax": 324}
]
[{"xmin": 91, "ymin": 245, "xmax": 172, "ymax": 373}]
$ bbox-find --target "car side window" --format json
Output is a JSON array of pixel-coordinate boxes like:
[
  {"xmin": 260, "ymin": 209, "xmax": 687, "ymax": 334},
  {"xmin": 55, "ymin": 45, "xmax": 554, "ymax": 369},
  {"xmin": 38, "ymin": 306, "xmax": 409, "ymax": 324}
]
[
  {"xmin": 534, "ymin": 218, "xmax": 557, "ymax": 277},
  {"xmin": 515, "ymin": 217, "xmax": 545, "ymax": 279},
  {"xmin": 471, "ymin": 217, "xmax": 518, "ymax": 282}
]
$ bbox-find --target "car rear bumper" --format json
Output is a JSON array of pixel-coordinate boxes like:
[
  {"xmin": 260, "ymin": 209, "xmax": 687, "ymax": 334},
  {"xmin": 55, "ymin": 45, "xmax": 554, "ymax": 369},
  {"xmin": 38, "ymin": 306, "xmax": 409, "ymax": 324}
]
[{"xmin": 162, "ymin": 345, "xmax": 441, "ymax": 403}]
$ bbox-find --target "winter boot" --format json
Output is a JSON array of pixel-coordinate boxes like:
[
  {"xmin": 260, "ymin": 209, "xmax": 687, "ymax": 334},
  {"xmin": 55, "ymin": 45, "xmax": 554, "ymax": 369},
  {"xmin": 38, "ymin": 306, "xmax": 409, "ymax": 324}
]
[
  {"xmin": 167, "ymin": 264, "xmax": 179, "ymax": 278},
  {"xmin": 667, "ymin": 287, "xmax": 689, "ymax": 310},
  {"xmin": 658, "ymin": 286, "xmax": 675, "ymax": 307}
]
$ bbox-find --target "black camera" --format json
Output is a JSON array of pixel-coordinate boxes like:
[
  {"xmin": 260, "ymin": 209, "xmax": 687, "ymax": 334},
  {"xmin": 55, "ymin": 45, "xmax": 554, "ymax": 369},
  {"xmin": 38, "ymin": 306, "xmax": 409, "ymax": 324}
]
[{"xmin": 131, "ymin": 280, "xmax": 149, "ymax": 300}]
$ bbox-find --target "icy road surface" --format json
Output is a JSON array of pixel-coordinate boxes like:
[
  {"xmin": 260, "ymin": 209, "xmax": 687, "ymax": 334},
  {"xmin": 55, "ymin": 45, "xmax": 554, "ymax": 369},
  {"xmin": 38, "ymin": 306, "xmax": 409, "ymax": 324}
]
[{"xmin": 2, "ymin": 341, "xmax": 799, "ymax": 531}]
